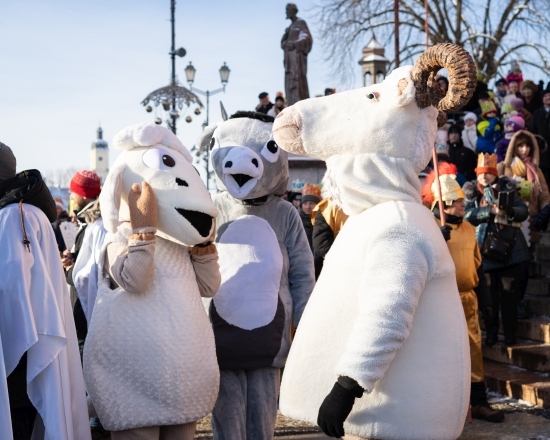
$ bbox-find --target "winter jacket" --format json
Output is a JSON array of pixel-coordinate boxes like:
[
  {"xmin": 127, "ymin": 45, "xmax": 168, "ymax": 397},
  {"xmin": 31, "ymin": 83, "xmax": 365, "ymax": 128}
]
[
  {"xmin": 449, "ymin": 140, "xmax": 477, "ymax": 181},
  {"xmin": 299, "ymin": 208, "xmax": 314, "ymax": 252},
  {"xmin": 476, "ymin": 117, "xmax": 501, "ymax": 153},
  {"xmin": 528, "ymin": 107, "xmax": 550, "ymax": 172},
  {"xmin": 497, "ymin": 130, "xmax": 550, "ymax": 243},
  {"xmin": 523, "ymin": 94, "xmax": 542, "ymax": 115},
  {"xmin": 312, "ymin": 199, "xmax": 349, "ymax": 258},
  {"xmin": 0, "ymin": 169, "xmax": 56, "ymax": 222},
  {"xmin": 463, "ymin": 177, "xmax": 530, "ymax": 272},
  {"xmin": 495, "ymin": 136, "xmax": 511, "ymax": 163}
]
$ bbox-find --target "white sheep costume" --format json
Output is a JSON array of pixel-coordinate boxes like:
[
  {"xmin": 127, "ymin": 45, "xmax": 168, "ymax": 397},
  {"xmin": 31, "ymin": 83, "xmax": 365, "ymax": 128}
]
[
  {"xmin": 83, "ymin": 124, "xmax": 220, "ymax": 432},
  {"xmin": 272, "ymin": 45, "xmax": 477, "ymax": 439}
]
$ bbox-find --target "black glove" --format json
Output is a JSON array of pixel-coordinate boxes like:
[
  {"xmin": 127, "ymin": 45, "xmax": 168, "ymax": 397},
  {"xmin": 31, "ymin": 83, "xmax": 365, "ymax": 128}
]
[
  {"xmin": 535, "ymin": 204, "xmax": 550, "ymax": 231},
  {"xmin": 317, "ymin": 378, "xmax": 363, "ymax": 438},
  {"xmin": 500, "ymin": 204, "xmax": 515, "ymax": 218},
  {"xmin": 439, "ymin": 225, "xmax": 452, "ymax": 241}
]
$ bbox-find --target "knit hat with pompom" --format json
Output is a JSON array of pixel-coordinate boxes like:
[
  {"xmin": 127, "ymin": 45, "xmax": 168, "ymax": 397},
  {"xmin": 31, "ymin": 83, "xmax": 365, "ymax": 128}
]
[{"xmin": 70, "ymin": 170, "xmax": 101, "ymax": 199}]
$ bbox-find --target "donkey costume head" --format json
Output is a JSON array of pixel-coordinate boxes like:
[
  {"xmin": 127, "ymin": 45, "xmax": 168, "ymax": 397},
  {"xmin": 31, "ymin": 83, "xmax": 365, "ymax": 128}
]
[
  {"xmin": 100, "ymin": 124, "xmax": 219, "ymax": 246},
  {"xmin": 197, "ymin": 111, "xmax": 289, "ymax": 200},
  {"xmin": 273, "ymin": 44, "xmax": 476, "ymax": 215}
]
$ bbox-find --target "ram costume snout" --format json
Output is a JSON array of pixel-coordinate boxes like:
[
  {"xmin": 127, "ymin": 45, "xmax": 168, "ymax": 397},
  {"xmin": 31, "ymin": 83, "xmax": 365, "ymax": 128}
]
[
  {"xmin": 101, "ymin": 123, "xmax": 219, "ymax": 245},
  {"xmin": 275, "ymin": 45, "xmax": 477, "ymax": 440},
  {"xmin": 274, "ymin": 44, "xmax": 475, "ymax": 216},
  {"xmin": 84, "ymin": 123, "xmax": 221, "ymax": 433}
]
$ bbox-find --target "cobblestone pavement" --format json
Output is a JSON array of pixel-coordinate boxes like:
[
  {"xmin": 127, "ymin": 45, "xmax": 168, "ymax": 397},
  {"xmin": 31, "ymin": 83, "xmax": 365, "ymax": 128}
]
[{"xmin": 194, "ymin": 392, "xmax": 550, "ymax": 440}]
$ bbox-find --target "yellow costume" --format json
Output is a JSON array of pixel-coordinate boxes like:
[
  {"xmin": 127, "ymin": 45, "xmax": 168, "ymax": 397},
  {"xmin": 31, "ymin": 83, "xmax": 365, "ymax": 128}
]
[{"xmin": 435, "ymin": 218, "xmax": 484, "ymax": 382}]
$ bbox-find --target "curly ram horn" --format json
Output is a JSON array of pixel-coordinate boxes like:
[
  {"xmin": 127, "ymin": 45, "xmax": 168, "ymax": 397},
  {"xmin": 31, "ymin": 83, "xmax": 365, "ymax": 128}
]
[{"xmin": 411, "ymin": 43, "xmax": 477, "ymax": 123}]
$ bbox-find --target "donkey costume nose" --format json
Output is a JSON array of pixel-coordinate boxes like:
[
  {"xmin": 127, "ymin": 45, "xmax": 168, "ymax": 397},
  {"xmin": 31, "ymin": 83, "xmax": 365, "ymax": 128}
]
[{"xmin": 273, "ymin": 108, "xmax": 305, "ymax": 155}]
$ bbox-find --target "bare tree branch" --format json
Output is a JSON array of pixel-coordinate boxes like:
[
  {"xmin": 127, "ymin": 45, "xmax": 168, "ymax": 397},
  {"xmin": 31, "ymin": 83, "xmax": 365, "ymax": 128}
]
[{"xmin": 312, "ymin": 0, "xmax": 550, "ymax": 86}]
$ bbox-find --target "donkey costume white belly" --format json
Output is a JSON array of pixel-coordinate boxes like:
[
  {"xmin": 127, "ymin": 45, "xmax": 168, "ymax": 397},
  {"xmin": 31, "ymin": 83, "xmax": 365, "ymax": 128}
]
[{"xmin": 85, "ymin": 230, "xmax": 219, "ymax": 430}]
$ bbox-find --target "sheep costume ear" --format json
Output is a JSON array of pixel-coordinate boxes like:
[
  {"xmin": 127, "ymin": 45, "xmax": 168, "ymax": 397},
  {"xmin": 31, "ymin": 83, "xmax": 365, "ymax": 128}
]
[
  {"xmin": 100, "ymin": 161, "xmax": 127, "ymax": 233},
  {"xmin": 196, "ymin": 124, "xmax": 218, "ymax": 153},
  {"xmin": 100, "ymin": 123, "xmax": 193, "ymax": 233}
]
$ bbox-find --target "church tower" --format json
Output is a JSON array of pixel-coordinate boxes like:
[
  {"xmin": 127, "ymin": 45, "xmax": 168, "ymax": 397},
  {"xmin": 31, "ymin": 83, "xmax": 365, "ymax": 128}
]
[{"xmin": 90, "ymin": 126, "xmax": 109, "ymax": 183}]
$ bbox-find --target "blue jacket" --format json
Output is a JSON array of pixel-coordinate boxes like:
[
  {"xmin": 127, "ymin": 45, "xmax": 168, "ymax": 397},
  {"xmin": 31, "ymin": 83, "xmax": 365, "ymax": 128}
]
[{"xmin": 476, "ymin": 117, "xmax": 502, "ymax": 154}]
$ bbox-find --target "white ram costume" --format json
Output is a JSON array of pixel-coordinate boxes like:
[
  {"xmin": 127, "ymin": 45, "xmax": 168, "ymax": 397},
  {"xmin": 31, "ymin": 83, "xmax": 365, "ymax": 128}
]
[
  {"xmin": 273, "ymin": 44, "xmax": 477, "ymax": 439},
  {"xmin": 83, "ymin": 124, "xmax": 220, "ymax": 434}
]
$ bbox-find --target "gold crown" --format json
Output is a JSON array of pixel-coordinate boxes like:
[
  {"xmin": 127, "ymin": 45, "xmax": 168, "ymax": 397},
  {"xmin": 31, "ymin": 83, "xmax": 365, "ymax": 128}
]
[{"xmin": 477, "ymin": 153, "xmax": 498, "ymax": 169}]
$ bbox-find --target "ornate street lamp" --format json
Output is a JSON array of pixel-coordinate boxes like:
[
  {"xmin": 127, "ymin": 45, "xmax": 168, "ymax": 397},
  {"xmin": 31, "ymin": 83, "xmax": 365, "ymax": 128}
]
[
  {"xmin": 186, "ymin": 61, "xmax": 230, "ymax": 190},
  {"xmin": 141, "ymin": 0, "xmax": 202, "ymax": 134}
]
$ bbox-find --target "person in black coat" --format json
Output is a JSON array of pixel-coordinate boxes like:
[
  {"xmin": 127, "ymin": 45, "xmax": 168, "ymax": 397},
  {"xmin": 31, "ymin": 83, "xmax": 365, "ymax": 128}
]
[
  {"xmin": 528, "ymin": 90, "xmax": 550, "ymax": 182},
  {"xmin": 300, "ymin": 193, "xmax": 322, "ymax": 277},
  {"xmin": 448, "ymin": 125, "xmax": 477, "ymax": 181},
  {"xmin": 463, "ymin": 157, "xmax": 530, "ymax": 347}
]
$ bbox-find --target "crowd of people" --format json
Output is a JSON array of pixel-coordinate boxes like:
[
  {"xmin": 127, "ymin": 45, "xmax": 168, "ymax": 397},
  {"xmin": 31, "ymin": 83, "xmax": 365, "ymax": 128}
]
[{"xmin": 1, "ymin": 61, "xmax": 550, "ymax": 440}]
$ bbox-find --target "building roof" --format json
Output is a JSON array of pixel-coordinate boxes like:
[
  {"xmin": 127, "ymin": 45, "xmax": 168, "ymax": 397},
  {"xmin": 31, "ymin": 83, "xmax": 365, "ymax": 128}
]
[{"xmin": 92, "ymin": 126, "xmax": 108, "ymax": 149}]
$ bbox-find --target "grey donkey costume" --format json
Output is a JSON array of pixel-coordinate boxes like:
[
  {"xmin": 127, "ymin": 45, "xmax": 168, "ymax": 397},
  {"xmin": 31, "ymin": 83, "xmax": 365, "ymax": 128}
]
[{"xmin": 198, "ymin": 111, "xmax": 315, "ymax": 440}]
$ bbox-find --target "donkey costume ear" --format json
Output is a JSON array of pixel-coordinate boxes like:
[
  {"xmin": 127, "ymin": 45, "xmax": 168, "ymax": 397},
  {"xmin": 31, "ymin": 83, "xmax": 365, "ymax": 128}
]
[
  {"xmin": 99, "ymin": 161, "xmax": 127, "ymax": 233},
  {"xmin": 197, "ymin": 124, "xmax": 218, "ymax": 152}
]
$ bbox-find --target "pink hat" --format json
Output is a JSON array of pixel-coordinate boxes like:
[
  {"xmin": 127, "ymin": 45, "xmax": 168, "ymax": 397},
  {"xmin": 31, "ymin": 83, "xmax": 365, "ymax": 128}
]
[
  {"xmin": 70, "ymin": 170, "xmax": 101, "ymax": 199},
  {"xmin": 507, "ymin": 115, "xmax": 525, "ymax": 132}
]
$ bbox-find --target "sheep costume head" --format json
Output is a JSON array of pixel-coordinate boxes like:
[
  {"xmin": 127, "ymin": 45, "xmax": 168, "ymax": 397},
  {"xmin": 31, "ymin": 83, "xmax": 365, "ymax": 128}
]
[
  {"xmin": 273, "ymin": 44, "xmax": 476, "ymax": 215},
  {"xmin": 197, "ymin": 111, "xmax": 289, "ymax": 200},
  {"xmin": 100, "ymin": 123, "xmax": 219, "ymax": 245}
]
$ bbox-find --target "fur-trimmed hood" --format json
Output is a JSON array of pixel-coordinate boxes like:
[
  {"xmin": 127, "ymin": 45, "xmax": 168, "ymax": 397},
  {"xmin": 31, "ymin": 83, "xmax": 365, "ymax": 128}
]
[{"xmin": 503, "ymin": 130, "xmax": 540, "ymax": 168}]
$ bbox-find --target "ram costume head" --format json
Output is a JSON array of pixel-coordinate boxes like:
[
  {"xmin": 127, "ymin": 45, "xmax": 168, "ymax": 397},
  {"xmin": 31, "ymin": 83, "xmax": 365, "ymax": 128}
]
[
  {"xmin": 100, "ymin": 123, "xmax": 219, "ymax": 246},
  {"xmin": 273, "ymin": 44, "xmax": 476, "ymax": 215},
  {"xmin": 197, "ymin": 111, "xmax": 289, "ymax": 200}
]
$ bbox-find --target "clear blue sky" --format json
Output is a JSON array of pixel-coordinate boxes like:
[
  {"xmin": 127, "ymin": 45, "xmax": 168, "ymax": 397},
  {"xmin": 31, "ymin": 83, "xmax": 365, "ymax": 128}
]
[{"xmin": 0, "ymin": 0, "xmax": 365, "ymax": 182}]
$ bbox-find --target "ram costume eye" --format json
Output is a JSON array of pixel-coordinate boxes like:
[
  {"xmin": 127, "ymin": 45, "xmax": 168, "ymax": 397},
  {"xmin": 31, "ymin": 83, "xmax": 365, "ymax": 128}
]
[
  {"xmin": 366, "ymin": 92, "xmax": 379, "ymax": 100},
  {"xmin": 260, "ymin": 137, "xmax": 280, "ymax": 163},
  {"xmin": 142, "ymin": 148, "xmax": 177, "ymax": 170}
]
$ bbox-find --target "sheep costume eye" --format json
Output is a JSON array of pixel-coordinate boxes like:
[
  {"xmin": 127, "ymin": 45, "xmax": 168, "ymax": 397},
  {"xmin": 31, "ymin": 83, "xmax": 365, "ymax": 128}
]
[
  {"xmin": 197, "ymin": 111, "xmax": 289, "ymax": 200},
  {"xmin": 100, "ymin": 123, "xmax": 219, "ymax": 246}
]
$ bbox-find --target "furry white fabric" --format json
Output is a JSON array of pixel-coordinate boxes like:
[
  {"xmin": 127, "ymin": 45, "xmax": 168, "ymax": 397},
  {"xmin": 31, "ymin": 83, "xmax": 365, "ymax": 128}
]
[
  {"xmin": 213, "ymin": 215, "xmax": 283, "ymax": 330},
  {"xmin": 101, "ymin": 124, "xmax": 218, "ymax": 246},
  {"xmin": 273, "ymin": 63, "xmax": 470, "ymax": 439},
  {"xmin": 280, "ymin": 203, "xmax": 470, "ymax": 439},
  {"xmin": 84, "ymin": 228, "xmax": 219, "ymax": 431},
  {"xmin": 113, "ymin": 123, "xmax": 193, "ymax": 162}
]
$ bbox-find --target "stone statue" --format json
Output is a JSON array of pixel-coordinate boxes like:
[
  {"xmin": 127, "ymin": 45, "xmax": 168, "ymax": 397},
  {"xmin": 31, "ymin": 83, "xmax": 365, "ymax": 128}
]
[{"xmin": 281, "ymin": 3, "xmax": 313, "ymax": 106}]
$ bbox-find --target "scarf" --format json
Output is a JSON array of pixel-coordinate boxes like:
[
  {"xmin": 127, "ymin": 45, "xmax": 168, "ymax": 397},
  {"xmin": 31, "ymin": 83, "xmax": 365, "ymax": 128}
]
[
  {"xmin": 476, "ymin": 182, "xmax": 498, "ymax": 207},
  {"xmin": 433, "ymin": 206, "xmax": 463, "ymax": 225},
  {"xmin": 511, "ymin": 156, "xmax": 540, "ymax": 195}
]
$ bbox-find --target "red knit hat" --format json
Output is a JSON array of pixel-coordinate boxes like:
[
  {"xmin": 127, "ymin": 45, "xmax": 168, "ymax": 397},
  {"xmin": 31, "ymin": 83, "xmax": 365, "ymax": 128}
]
[{"xmin": 70, "ymin": 170, "xmax": 101, "ymax": 199}]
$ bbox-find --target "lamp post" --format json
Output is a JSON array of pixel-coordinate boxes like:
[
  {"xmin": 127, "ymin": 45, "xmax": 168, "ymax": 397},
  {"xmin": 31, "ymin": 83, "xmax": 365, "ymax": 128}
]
[
  {"xmin": 185, "ymin": 61, "xmax": 230, "ymax": 190},
  {"xmin": 141, "ymin": 0, "xmax": 202, "ymax": 134}
]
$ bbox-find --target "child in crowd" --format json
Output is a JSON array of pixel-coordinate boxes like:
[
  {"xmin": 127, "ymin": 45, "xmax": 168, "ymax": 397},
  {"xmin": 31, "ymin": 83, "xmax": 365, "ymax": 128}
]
[
  {"xmin": 495, "ymin": 115, "xmax": 525, "ymax": 163},
  {"xmin": 448, "ymin": 125, "xmax": 477, "ymax": 181},
  {"xmin": 476, "ymin": 101, "xmax": 502, "ymax": 154},
  {"xmin": 462, "ymin": 112, "xmax": 478, "ymax": 152}
]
